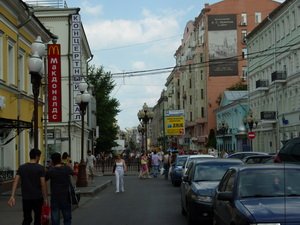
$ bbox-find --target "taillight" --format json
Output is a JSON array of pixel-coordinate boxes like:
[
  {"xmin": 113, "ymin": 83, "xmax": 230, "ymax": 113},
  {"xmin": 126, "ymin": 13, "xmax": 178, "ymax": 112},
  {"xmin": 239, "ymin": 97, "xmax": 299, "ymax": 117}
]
[{"xmin": 274, "ymin": 154, "xmax": 282, "ymax": 163}]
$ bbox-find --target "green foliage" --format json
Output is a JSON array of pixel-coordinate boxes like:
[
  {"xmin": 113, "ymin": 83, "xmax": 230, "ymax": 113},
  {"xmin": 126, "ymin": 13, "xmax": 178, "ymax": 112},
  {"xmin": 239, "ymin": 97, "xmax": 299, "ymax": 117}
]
[
  {"xmin": 206, "ymin": 129, "xmax": 217, "ymax": 148},
  {"xmin": 87, "ymin": 65, "xmax": 120, "ymax": 154},
  {"xmin": 227, "ymin": 81, "xmax": 247, "ymax": 90}
]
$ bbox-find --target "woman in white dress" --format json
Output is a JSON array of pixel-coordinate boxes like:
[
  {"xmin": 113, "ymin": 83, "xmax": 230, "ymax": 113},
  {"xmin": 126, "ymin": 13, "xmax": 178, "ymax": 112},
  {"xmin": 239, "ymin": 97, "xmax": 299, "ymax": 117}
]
[{"xmin": 113, "ymin": 154, "xmax": 127, "ymax": 193}]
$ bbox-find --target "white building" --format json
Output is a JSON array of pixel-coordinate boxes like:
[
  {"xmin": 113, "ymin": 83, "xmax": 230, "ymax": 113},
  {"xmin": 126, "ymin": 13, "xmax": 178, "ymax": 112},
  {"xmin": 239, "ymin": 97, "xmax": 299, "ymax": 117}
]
[
  {"xmin": 26, "ymin": 2, "xmax": 96, "ymax": 162},
  {"xmin": 247, "ymin": 0, "xmax": 300, "ymax": 152}
]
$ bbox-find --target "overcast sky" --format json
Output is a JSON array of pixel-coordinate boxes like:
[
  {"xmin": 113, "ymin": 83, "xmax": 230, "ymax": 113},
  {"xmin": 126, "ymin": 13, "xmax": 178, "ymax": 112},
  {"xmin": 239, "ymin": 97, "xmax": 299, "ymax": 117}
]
[{"xmin": 67, "ymin": 0, "xmax": 283, "ymax": 130}]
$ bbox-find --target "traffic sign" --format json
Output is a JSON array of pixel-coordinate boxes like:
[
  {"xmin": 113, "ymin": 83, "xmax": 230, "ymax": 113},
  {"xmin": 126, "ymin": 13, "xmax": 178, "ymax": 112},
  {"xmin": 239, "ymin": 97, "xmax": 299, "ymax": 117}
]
[{"xmin": 248, "ymin": 131, "xmax": 256, "ymax": 139}]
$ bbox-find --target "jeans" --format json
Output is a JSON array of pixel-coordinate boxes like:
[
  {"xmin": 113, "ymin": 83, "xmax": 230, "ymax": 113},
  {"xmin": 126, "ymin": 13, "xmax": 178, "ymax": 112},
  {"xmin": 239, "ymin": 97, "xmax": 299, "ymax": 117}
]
[
  {"xmin": 22, "ymin": 198, "xmax": 44, "ymax": 225},
  {"xmin": 152, "ymin": 165, "xmax": 159, "ymax": 177},
  {"xmin": 51, "ymin": 199, "xmax": 72, "ymax": 225},
  {"xmin": 115, "ymin": 169, "xmax": 124, "ymax": 192}
]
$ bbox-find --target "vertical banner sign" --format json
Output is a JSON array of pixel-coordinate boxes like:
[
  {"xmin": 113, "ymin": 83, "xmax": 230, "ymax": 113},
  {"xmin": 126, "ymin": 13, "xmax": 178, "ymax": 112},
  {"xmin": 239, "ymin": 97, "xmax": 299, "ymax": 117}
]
[
  {"xmin": 165, "ymin": 110, "xmax": 185, "ymax": 136},
  {"xmin": 71, "ymin": 14, "xmax": 82, "ymax": 121},
  {"xmin": 48, "ymin": 44, "xmax": 62, "ymax": 122}
]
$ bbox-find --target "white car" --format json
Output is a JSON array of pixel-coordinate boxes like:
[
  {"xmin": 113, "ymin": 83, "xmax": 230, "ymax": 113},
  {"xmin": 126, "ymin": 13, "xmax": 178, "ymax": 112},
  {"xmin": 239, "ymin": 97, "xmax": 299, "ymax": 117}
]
[{"xmin": 182, "ymin": 154, "xmax": 214, "ymax": 175}]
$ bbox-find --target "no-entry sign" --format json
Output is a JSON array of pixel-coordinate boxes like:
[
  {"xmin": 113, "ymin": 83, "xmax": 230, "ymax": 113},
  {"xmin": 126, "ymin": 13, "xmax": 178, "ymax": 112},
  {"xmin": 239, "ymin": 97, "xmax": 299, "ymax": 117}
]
[{"xmin": 248, "ymin": 131, "xmax": 256, "ymax": 139}]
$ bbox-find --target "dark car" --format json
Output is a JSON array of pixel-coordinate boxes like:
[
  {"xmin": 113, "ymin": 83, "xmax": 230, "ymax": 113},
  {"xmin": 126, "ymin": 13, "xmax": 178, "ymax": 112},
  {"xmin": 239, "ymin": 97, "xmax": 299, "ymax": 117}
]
[
  {"xmin": 180, "ymin": 158, "xmax": 243, "ymax": 225},
  {"xmin": 213, "ymin": 164, "xmax": 300, "ymax": 225},
  {"xmin": 243, "ymin": 154, "xmax": 273, "ymax": 164},
  {"xmin": 274, "ymin": 137, "xmax": 300, "ymax": 163},
  {"xmin": 170, "ymin": 155, "xmax": 188, "ymax": 186},
  {"xmin": 227, "ymin": 151, "xmax": 268, "ymax": 160}
]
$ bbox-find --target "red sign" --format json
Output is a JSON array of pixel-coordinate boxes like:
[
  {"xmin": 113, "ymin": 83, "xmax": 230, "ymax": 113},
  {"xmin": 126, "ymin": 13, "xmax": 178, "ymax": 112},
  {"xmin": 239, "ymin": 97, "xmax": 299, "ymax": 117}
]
[
  {"xmin": 248, "ymin": 131, "xmax": 256, "ymax": 139},
  {"xmin": 48, "ymin": 44, "xmax": 62, "ymax": 122}
]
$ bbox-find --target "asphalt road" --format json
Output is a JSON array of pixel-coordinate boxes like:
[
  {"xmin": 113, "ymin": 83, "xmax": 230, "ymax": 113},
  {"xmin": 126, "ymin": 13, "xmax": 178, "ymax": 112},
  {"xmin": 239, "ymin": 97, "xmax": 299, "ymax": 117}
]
[{"xmin": 72, "ymin": 175, "xmax": 188, "ymax": 225}]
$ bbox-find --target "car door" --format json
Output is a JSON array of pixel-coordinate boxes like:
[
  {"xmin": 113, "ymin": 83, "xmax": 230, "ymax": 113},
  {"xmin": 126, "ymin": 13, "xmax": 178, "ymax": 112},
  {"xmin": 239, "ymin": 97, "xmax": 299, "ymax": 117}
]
[
  {"xmin": 181, "ymin": 161, "xmax": 194, "ymax": 212},
  {"xmin": 214, "ymin": 169, "xmax": 236, "ymax": 225}
]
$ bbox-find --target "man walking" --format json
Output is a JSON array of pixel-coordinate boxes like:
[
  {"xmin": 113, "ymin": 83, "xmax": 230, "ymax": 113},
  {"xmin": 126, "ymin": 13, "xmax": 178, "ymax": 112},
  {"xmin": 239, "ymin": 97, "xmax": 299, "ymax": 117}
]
[
  {"xmin": 86, "ymin": 150, "xmax": 96, "ymax": 182},
  {"xmin": 8, "ymin": 149, "xmax": 48, "ymax": 225},
  {"xmin": 151, "ymin": 151, "xmax": 160, "ymax": 178},
  {"xmin": 46, "ymin": 152, "xmax": 74, "ymax": 225}
]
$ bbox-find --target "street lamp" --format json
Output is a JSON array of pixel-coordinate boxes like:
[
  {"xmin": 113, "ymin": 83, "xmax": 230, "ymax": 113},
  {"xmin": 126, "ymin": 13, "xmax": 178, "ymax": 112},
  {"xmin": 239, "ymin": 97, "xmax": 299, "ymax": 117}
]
[
  {"xmin": 28, "ymin": 36, "xmax": 45, "ymax": 150},
  {"xmin": 75, "ymin": 81, "xmax": 91, "ymax": 187},
  {"xmin": 137, "ymin": 124, "xmax": 145, "ymax": 151},
  {"xmin": 137, "ymin": 103, "xmax": 154, "ymax": 152},
  {"xmin": 218, "ymin": 120, "xmax": 229, "ymax": 157},
  {"xmin": 243, "ymin": 111, "xmax": 258, "ymax": 151}
]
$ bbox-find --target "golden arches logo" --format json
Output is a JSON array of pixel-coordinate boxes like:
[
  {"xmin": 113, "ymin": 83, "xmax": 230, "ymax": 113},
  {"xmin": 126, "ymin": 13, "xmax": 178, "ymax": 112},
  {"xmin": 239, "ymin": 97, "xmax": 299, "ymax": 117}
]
[{"xmin": 48, "ymin": 44, "xmax": 60, "ymax": 56}]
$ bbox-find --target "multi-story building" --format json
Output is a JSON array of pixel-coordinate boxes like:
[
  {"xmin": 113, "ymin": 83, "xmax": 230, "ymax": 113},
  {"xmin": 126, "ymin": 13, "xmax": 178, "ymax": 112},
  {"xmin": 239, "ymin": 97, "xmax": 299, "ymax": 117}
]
[
  {"xmin": 24, "ymin": 1, "xmax": 95, "ymax": 162},
  {"xmin": 166, "ymin": 0, "xmax": 280, "ymax": 152},
  {"xmin": 247, "ymin": 0, "xmax": 300, "ymax": 152},
  {"xmin": 0, "ymin": 0, "xmax": 54, "ymax": 171}
]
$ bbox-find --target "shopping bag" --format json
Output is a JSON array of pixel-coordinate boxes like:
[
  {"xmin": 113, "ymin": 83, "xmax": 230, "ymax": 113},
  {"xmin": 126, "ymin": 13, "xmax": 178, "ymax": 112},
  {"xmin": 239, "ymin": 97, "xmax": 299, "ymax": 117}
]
[
  {"xmin": 69, "ymin": 185, "xmax": 80, "ymax": 205},
  {"xmin": 41, "ymin": 203, "xmax": 51, "ymax": 225}
]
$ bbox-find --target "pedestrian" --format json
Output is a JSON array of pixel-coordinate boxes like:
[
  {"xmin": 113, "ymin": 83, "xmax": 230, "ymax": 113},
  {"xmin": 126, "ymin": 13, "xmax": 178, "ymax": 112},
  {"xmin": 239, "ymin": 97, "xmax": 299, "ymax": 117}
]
[
  {"xmin": 139, "ymin": 152, "xmax": 150, "ymax": 179},
  {"xmin": 62, "ymin": 152, "xmax": 72, "ymax": 168},
  {"xmin": 46, "ymin": 152, "xmax": 74, "ymax": 225},
  {"xmin": 7, "ymin": 148, "xmax": 48, "ymax": 225},
  {"xmin": 151, "ymin": 151, "xmax": 160, "ymax": 178},
  {"xmin": 113, "ymin": 154, "xmax": 127, "ymax": 193},
  {"xmin": 86, "ymin": 150, "xmax": 96, "ymax": 183},
  {"xmin": 163, "ymin": 152, "xmax": 170, "ymax": 180}
]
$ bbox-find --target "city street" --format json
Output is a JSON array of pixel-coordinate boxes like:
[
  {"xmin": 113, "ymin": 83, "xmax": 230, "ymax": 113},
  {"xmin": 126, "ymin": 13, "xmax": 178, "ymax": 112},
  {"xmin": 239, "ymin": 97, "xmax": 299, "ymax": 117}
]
[{"xmin": 72, "ymin": 175, "xmax": 187, "ymax": 225}]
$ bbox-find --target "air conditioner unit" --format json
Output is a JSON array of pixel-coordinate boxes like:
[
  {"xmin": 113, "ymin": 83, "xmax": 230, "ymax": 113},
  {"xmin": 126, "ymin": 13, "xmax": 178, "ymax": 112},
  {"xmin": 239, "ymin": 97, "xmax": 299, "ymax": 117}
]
[{"xmin": 240, "ymin": 22, "xmax": 247, "ymax": 26}]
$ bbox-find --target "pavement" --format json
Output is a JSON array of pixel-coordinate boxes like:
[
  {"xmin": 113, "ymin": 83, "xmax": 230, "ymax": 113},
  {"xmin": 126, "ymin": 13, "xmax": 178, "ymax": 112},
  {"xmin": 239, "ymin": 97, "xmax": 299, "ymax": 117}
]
[{"xmin": 0, "ymin": 174, "xmax": 114, "ymax": 225}]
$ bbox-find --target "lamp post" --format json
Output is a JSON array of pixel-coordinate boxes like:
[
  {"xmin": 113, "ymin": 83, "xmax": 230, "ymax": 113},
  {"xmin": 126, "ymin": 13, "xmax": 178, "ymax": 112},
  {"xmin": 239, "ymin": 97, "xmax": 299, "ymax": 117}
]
[
  {"xmin": 75, "ymin": 82, "xmax": 91, "ymax": 187},
  {"xmin": 137, "ymin": 103, "xmax": 154, "ymax": 153},
  {"xmin": 137, "ymin": 124, "xmax": 145, "ymax": 151},
  {"xmin": 243, "ymin": 111, "xmax": 258, "ymax": 151},
  {"xmin": 28, "ymin": 36, "xmax": 45, "ymax": 150},
  {"xmin": 219, "ymin": 120, "xmax": 229, "ymax": 157}
]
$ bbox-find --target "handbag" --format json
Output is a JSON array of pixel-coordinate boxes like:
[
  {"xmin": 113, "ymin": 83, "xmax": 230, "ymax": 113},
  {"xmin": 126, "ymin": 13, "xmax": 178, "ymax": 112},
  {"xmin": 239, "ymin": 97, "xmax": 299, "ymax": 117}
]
[
  {"xmin": 69, "ymin": 184, "xmax": 80, "ymax": 205},
  {"xmin": 41, "ymin": 203, "xmax": 51, "ymax": 225}
]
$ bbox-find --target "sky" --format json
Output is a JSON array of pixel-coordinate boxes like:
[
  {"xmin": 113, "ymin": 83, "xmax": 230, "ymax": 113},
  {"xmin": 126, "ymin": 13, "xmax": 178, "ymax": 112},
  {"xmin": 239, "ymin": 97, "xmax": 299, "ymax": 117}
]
[{"xmin": 66, "ymin": 0, "xmax": 283, "ymax": 131}]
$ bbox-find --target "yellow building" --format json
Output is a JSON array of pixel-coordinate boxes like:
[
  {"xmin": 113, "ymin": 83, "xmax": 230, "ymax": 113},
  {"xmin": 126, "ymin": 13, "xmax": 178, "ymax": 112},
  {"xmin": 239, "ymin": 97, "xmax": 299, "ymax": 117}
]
[{"xmin": 0, "ymin": 0, "xmax": 55, "ymax": 172}]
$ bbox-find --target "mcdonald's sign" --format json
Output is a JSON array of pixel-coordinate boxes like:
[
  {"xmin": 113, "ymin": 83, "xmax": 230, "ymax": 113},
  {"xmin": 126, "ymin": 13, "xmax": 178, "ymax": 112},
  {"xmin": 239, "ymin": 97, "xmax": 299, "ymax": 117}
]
[{"xmin": 48, "ymin": 44, "xmax": 62, "ymax": 122}]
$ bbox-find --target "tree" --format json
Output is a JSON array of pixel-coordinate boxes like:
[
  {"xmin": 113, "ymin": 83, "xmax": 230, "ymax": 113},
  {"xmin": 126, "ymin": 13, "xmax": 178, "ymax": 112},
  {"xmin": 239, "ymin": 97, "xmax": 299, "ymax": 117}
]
[
  {"xmin": 87, "ymin": 65, "xmax": 120, "ymax": 154},
  {"xmin": 206, "ymin": 129, "xmax": 217, "ymax": 149}
]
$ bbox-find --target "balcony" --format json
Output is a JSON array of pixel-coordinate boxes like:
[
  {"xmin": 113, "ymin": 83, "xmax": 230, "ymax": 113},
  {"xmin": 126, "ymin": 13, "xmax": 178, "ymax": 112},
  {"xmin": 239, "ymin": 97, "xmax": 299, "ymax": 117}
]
[
  {"xmin": 255, "ymin": 79, "xmax": 269, "ymax": 91},
  {"xmin": 271, "ymin": 71, "xmax": 287, "ymax": 83}
]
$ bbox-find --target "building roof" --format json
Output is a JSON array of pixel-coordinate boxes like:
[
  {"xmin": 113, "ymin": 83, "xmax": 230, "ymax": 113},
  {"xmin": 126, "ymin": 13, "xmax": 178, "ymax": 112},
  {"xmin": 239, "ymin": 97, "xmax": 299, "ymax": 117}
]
[{"xmin": 224, "ymin": 91, "xmax": 248, "ymax": 101}]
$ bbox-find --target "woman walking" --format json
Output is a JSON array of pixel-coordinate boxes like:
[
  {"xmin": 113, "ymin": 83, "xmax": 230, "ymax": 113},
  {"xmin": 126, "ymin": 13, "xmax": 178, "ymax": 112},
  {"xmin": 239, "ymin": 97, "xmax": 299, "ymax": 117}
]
[
  {"xmin": 139, "ymin": 152, "xmax": 150, "ymax": 179},
  {"xmin": 114, "ymin": 154, "xmax": 127, "ymax": 193}
]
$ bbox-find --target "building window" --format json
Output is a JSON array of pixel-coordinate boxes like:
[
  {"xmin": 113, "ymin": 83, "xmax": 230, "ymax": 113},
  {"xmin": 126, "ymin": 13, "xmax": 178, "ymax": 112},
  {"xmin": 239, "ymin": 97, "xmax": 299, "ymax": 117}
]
[
  {"xmin": 241, "ymin": 13, "xmax": 247, "ymax": 25},
  {"xmin": 0, "ymin": 31, "xmax": 3, "ymax": 80},
  {"xmin": 201, "ymin": 89, "xmax": 204, "ymax": 99},
  {"xmin": 255, "ymin": 12, "xmax": 262, "ymax": 23},
  {"xmin": 200, "ymin": 53, "xmax": 203, "ymax": 62},
  {"xmin": 177, "ymin": 79, "xmax": 180, "ymax": 86},
  {"xmin": 201, "ymin": 107, "xmax": 204, "ymax": 118},
  {"xmin": 190, "ymin": 112, "xmax": 192, "ymax": 121},
  {"xmin": 189, "ymin": 78, "xmax": 192, "ymax": 88},
  {"xmin": 8, "ymin": 40, "xmax": 15, "ymax": 85},
  {"xmin": 291, "ymin": 10, "xmax": 296, "ymax": 30},
  {"xmin": 242, "ymin": 67, "xmax": 247, "ymax": 81},
  {"xmin": 200, "ymin": 70, "xmax": 203, "ymax": 80},
  {"xmin": 242, "ymin": 48, "xmax": 247, "ymax": 59},
  {"xmin": 190, "ymin": 95, "xmax": 192, "ymax": 105},
  {"xmin": 241, "ymin": 30, "xmax": 247, "ymax": 43},
  {"xmin": 18, "ymin": 49, "xmax": 25, "ymax": 91},
  {"xmin": 189, "ymin": 64, "xmax": 192, "ymax": 73}
]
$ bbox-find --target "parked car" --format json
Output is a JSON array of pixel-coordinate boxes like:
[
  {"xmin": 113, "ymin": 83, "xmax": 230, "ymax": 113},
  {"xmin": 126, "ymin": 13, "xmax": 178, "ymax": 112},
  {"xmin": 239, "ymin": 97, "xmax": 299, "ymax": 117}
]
[
  {"xmin": 170, "ymin": 155, "xmax": 188, "ymax": 186},
  {"xmin": 213, "ymin": 164, "xmax": 300, "ymax": 225},
  {"xmin": 243, "ymin": 154, "xmax": 273, "ymax": 164},
  {"xmin": 274, "ymin": 137, "xmax": 300, "ymax": 163},
  {"xmin": 182, "ymin": 154, "xmax": 214, "ymax": 175},
  {"xmin": 227, "ymin": 151, "xmax": 268, "ymax": 160},
  {"xmin": 180, "ymin": 158, "xmax": 243, "ymax": 225}
]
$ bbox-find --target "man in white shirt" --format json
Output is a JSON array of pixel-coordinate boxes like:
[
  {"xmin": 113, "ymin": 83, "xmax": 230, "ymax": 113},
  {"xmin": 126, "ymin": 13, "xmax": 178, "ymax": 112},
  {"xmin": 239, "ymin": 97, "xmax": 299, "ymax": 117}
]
[{"xmin": 86, "ymin": 150, "xmax": 96, "ymax": 182}]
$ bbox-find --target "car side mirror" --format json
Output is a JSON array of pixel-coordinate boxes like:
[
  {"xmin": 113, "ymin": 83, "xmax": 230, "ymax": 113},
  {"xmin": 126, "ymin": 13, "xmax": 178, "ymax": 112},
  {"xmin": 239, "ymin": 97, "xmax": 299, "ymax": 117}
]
[
  {"xmin": 182, "ymin": 175, "xmax": 189, "ymax": 183},
  {"xmin": 217, "ymin": 192, "xmax": 233, "ymax": 201}
]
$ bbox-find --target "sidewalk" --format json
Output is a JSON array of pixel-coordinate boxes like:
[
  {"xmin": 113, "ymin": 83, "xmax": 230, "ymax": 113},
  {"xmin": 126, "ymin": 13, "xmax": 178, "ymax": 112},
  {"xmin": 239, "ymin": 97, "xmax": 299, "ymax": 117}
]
[{"xmin": 0, "ymin": 175, "xmax": 112, "ymax": 225}]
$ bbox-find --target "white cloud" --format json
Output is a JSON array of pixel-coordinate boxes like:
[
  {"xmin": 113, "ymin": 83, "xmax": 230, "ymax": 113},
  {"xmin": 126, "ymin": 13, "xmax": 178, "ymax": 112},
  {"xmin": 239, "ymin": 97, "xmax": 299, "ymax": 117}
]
[
  {"xmin": 131, "ymin": 61, "xmax": 146, "ymax": 70},
  {"xmin": 78, "ymin": 1, "xmax": 103, "ymax": 17}
]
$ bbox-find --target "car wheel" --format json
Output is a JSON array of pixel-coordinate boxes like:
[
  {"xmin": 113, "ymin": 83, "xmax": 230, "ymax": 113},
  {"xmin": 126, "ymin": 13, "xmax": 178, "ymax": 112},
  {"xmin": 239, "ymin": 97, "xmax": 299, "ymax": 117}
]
[
  {"xmin": 212, "ymin": 216, "xmax": 218, "ymax": 225},
  {"xmin": 181, "ymin": 202, "xmax": 186, "ymax": 216}
]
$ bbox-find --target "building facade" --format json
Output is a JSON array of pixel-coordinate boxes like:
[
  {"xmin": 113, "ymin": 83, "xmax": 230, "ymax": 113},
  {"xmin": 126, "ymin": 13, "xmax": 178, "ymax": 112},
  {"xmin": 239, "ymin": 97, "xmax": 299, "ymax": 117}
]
[
  {"xmin": 247, "ymin": 0, "xmax": 300, "ymax": 152},
  {"xmin": 0, "ymin": 0, "xmax": 54, "ymax": 171},
  {"xmin": 25, "ymin": 2, "xmax": 95, "ymax": 162},
  {"xmin": 165, "ymin": 0, "xmax": 280, "ymax": 152}
]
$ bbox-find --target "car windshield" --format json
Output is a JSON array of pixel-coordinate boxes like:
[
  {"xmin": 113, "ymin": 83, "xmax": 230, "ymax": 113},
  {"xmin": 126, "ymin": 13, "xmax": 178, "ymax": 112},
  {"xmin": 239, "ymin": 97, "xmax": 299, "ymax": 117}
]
[
  {"xmin": 176, "ymin": 157, "xmax": 187, "ymax": 166},
  {"xmin": 193, "ymin": 164, "xmax": 232, "ymax": 181},
  {"xmin": 238, "ymin": 169, "xmax": 300, "ymax": 198}
]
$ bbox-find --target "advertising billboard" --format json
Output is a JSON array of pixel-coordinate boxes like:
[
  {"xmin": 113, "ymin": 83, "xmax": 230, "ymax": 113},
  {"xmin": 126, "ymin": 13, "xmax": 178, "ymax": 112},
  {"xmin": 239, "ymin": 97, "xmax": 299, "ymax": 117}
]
[
  {"xmin": 165, "ymin": 110, "xmax": 185, "ymax": 136},
  {"xmin": 207, "ymin": 14, "xmax": 238, "ymax": 76}
]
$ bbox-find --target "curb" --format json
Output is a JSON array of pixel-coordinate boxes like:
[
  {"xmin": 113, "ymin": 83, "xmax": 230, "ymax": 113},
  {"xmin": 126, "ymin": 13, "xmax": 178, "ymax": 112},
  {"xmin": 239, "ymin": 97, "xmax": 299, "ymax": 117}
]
[{"xmin": 79, "ymin": 180, "xmax": 113, "ymax": 197}]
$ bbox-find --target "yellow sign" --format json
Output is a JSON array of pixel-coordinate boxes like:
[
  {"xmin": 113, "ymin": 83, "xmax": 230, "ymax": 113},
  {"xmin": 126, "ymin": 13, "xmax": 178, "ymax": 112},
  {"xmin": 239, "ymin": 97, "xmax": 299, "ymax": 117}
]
[{"xmin": 165, "ymin": 110, "xmax": 185, "ymax": 136}]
